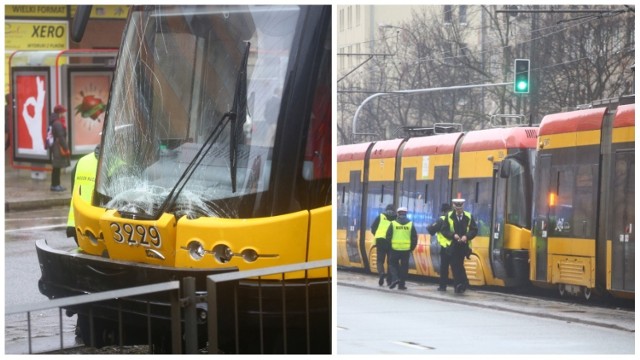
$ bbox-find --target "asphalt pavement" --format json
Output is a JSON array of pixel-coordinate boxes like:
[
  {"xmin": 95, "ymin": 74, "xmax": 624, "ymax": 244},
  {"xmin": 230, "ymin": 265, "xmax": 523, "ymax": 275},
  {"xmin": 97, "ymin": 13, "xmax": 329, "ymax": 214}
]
[
  {"xmin": 337, "ymin": 270, "xmax": 634, "ymax": 333},
  {"xmin": 5, "ymin": 156, "xmax": 73, "ymax": 212}
]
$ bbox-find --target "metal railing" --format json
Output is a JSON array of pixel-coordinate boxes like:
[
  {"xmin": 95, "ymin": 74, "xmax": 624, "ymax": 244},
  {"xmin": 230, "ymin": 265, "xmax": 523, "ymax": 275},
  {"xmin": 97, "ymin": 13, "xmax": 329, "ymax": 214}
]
[
  {"xmin": 6, "ymin": 259, "xmax": 332, "ymax": 354},
  {"xmin": 5, "ymin": 281, "xmax": 181, "ymax": 354},
  {"xmin": 206, "ymin": 259, "xmax": 332, "ymax": 354}
]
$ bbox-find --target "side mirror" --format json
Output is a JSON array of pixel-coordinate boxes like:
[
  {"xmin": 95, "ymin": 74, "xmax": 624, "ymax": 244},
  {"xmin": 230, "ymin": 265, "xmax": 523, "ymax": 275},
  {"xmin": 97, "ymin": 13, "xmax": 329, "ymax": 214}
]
[{"xmin": 499, "ymin": 158, "xmax": 512, "ymax": 178}]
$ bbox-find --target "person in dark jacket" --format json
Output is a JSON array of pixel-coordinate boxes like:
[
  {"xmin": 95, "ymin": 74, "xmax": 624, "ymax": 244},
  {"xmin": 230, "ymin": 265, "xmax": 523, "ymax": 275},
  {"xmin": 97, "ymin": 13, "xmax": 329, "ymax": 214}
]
[
  {"xmin": 441, "ymin": 198, "xmax": 478, "ymax": 293},
  {"xmin": 50, "ymin": 104, "xmax": 70, "ymax": 192},
  {"xmin": 428, "ymin": 203, "xmax": 453, "ymax": 291},
  {"xmin": 371, "ymin": 204, "xmax": 396, "ymax": 286},
  {"xmin": 385, "ymin": 206, "xmax": 418, "ymax": 290}
]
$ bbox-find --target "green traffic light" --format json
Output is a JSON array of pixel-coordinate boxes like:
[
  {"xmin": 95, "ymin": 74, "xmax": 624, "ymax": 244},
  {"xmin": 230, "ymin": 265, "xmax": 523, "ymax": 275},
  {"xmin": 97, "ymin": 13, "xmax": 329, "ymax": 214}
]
[
  {"xmin": 516, "ymin": 81, "xmax": 528, "ymax": 91},
  {"xmin": 513, "ymin": 59, "xmax": 530, "ymax": 93}
]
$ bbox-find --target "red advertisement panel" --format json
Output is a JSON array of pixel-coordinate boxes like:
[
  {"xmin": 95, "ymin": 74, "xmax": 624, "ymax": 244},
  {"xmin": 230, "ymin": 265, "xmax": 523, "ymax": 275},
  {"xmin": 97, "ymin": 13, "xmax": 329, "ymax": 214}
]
[{"xmin": 12, "ymin": 68, "xmax": 51, "ymax": 162}]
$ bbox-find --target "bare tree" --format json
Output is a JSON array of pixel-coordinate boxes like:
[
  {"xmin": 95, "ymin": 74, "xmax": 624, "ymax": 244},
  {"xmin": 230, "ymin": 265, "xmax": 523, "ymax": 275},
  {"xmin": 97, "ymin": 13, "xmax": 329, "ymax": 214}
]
[{"xmin": 337, "ymin": 5, "xmax": 634, "ymax": 145}]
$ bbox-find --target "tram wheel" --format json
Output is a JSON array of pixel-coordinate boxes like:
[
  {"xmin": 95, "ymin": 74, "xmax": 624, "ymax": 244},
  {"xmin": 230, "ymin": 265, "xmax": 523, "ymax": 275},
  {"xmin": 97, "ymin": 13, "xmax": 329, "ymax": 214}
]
[{"xmin": 583, "ymin": 287, "xmax": 592, "ymax": 301}]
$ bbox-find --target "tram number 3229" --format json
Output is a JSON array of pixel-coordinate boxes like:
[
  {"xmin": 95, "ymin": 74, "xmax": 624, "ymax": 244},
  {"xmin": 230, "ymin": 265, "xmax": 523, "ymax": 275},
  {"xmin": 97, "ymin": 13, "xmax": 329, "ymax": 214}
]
[{"xmin": 110, "ymin": 222, "xmax": 162, "ymax": 248}]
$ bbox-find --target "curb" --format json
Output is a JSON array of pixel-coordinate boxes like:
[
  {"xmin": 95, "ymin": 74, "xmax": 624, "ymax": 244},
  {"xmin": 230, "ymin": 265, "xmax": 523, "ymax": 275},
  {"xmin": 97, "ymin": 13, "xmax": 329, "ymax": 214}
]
[{"xmin": 5, "ymin": 198, "xmax": 71, "ymax": 212}]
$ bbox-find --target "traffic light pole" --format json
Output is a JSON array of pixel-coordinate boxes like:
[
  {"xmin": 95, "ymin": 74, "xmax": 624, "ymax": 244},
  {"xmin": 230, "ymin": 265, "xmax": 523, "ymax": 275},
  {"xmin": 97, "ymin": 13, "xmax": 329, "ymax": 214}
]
[{"xmin": 351, "ymin": 82, "xmax": 513, "ymax": 143}]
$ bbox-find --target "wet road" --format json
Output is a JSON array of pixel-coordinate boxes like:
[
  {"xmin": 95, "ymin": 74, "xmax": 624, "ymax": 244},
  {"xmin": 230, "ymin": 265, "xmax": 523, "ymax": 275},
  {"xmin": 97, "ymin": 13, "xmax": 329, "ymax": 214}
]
[
  {"xmin": 337, "ymin": 270, "xmax": 635, "ymax": 354},
  {"xmin": 5, "ymin": 206, "xmax": 81, "ymax": 354}
]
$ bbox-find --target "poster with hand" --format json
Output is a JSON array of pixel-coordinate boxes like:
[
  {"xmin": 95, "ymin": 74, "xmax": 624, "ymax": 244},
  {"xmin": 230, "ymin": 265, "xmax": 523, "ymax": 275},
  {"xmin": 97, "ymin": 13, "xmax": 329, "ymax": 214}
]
[{"xmin": 12, "ymin": 68, "xmax": 51, "ymax": 162}]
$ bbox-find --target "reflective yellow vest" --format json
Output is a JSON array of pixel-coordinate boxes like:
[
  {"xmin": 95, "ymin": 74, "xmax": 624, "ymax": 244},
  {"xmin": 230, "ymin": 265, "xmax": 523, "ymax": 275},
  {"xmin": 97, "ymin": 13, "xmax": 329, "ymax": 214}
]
[
  {"xmin": 390, "ymin": 220, "xmax": 413, "ymax": 251},
  {"xmin": 374, "ymin": 213, "xmax": 393, "ymax": 239},
  {"xmin": 436, "ymin": 215, "xmax": 451, "ymax": 247},
  {"xmin": 67, "ymin": 153, "xmax": 98, "ymax": 227}
]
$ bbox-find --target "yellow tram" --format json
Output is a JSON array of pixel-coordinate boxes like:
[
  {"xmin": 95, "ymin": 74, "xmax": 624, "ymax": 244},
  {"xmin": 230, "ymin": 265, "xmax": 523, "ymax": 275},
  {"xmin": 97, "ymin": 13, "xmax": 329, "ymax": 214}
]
[
  {"xmin": 37, "ymin": 5, "xmax": 332, "ymax": 353},
  {"xmin": 338, "ymin": 97, "xmax": 634, "ymax": 301}
]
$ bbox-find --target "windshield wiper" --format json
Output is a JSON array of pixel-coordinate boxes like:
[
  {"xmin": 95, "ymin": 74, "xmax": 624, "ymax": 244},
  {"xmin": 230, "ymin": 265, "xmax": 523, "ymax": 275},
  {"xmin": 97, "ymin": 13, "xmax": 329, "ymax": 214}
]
[{"xmin": 144, "ymin": 41, "xmax": 251, "ymax": 220}]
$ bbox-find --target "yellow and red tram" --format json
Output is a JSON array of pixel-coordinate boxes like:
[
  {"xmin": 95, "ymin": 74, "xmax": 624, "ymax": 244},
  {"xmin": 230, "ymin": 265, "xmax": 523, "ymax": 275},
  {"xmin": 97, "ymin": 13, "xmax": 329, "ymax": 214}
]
[
  {"xmin": 337, "ymin": 126, "xmax": 538, "ymax": 289},
  {"xmin": 338, "ymin": 97, "xmax": 634, "ymax": 301},
  {"xmin": 533, "ymin": 101, "xmax": 635, "ymax": 299}
]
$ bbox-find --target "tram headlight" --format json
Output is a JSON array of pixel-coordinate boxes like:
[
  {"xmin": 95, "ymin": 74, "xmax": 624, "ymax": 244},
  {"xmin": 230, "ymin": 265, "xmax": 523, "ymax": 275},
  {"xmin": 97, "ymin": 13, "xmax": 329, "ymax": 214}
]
[
  {"xmin": 187, "ymin": 241, "xmax": 206, "ymax": 260},
  {"xmin": 213, "ymin": 244, "xmax": 233, "ymax": 263},
  {"xmin": 241, "ymin": 248, "xmax": 259, "ymax": 262}
]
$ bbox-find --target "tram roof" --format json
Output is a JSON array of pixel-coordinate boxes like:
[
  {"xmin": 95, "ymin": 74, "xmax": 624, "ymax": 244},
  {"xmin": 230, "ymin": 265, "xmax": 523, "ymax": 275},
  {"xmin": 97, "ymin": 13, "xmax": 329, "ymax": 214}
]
[
  {"xmin": 460, "ymin": 127, "xmax": 538, "ymax": 152},
  {"xmin": 402, "ymin": 132, "xmax": 462, "ymax": 156},
  {"xmin": 369, "ymin": 138, "xmax": 405, "ymax": 159},
  {"xmin": 614, "ymin": 103, "xmax": 635, "ymax": 128},
  {"xmin": 539, "ymin": 107, "xmax": 606, "ymax": 136},
  {"xmin": 337, "ymin": 142, "xmax": 373, "ymax": 161}
]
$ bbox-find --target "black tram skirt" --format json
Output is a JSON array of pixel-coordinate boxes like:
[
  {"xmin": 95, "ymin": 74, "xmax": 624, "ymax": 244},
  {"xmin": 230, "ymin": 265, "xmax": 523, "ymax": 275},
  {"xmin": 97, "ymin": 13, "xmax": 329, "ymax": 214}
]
[{"xmin": 35, "ymin": 240, "xmax": 331, "ymax": 354}]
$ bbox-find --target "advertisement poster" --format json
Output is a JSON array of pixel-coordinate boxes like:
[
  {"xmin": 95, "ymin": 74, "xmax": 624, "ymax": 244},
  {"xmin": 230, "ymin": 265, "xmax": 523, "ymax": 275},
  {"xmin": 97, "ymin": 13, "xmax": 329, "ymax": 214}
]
[
  {"xmin": 69, "ymin": 70, "xmax": 112, "ymax": 154},
  {"xmin": 12, "ymin": 68, "xmax": 50, "ymax": 162}
]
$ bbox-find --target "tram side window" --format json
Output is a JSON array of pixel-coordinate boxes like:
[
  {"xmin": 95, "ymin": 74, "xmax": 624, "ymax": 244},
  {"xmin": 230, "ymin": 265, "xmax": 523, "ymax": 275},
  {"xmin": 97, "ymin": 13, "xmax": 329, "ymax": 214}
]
[
  {"xmin": 338, "ymin": 185, "xmax": 347, "ymax": 229},
  {"xmin": 368, "ymin": 181, "xmax": 393, "ymax": 229},
  {"xmin": 455, "ymin": 179, "xmax": 491, "ymax": 237},
  {"xmin": 613, "ymin": 152, "xmax": 634, "ymax": 240},
  {"xmin": 553, "ymin": 169, "xmax": 574, "ymax": 236},
  {"xmin": 302, "ymin": 26, "xmax": 331, "ymax": 182},
  {"xmin": 573, "ymin": 164, "xmax": 597, "ymax": 238},
  {"xmin": 505, "ymin": 159, "xmax": 528, "ymax": 228},
  {"xmin": 475, "ymin": 179, "xmax": 492, "ymax": 237},
  {"xmin": 300, "ymin": 26, "xmax": 331, "ymax": 209}
]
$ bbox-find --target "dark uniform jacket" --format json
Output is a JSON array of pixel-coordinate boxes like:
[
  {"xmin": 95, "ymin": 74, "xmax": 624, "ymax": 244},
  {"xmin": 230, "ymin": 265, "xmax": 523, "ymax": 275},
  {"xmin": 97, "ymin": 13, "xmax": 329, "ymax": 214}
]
[{"xmin": 441, "ymin": 210, "xmax": 478, "ymax": 245}]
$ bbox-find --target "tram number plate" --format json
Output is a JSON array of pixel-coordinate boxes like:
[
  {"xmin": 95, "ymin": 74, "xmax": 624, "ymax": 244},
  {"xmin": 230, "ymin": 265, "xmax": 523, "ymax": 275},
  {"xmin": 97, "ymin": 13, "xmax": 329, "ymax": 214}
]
[{"xmin": 110, "ymin": 222, "xmax": 162, "ymax": 248}]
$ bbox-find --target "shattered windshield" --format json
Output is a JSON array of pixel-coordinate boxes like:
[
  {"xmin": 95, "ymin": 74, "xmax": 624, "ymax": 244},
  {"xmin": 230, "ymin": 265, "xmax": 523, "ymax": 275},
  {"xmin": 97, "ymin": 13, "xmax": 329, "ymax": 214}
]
[{"xmin": 95, "ymin": 5, "xmax": 300, "ymax": 219}]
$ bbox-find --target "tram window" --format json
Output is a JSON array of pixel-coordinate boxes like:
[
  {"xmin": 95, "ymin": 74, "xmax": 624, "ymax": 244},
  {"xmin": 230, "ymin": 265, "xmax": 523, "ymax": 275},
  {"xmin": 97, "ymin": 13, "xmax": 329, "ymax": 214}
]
[
  {"xmin": 553, "ymin": 169, "xmax": 574, "ymax": 235},
  {"xmin": 424, "ymin": 183, "xmax": 428, "ymax": 204},
  {"xmin": 474, "ymin": 182, "xmax": 479, "ymax": 204},
  {"xmin": 302, "ymin": 23, "xmax": 331, "ymax": 182},
  {"xmin": 535, "ymin": 155, "xmax": 552, "ymax": 220},
  {"xmin": 573, "ymin": 165, "xmax": 596, "ymax": 238},
  {"xmin": 341, "ymin": 185, "xmax": 345, "ymax": 204},
  {"xmin": 381, "ymin": 184, "xmax": 385, "ymax": 203},
  {"xmin": 475, "ymin": 179, "xmax": 492, "ymax": 237},
  {"xmin": 505, "ymin": 159, "xmax": 528, "ymax": 228},
  {"xmin": 613, "ymin": 152, "xmax": 634, "ymax": 239}
]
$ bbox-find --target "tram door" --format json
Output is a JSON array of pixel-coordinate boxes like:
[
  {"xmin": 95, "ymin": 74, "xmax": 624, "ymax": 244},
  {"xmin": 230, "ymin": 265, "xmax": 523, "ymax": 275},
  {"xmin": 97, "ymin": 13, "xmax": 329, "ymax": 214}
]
[
  {"xmin": 533, "ymin": 155, "xmax": 552, "ymax": 281},
  {"xmin": 610, "ymin": 151, "xmax": 635, "ymax": 292},
  {"xmin": 346, "ymin": 170, "xmax": 363, "ymax": 264},
  {"xmin": 490, "ymin": 163, "xmax": 508, "ymax": 279}
]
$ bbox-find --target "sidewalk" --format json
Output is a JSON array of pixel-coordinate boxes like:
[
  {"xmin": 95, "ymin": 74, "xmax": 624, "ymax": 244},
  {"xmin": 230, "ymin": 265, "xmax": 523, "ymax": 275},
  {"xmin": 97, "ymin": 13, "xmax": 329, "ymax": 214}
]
[{"xmin": 5, "ymin": 155, "xmax": 73, "ymax": 212}]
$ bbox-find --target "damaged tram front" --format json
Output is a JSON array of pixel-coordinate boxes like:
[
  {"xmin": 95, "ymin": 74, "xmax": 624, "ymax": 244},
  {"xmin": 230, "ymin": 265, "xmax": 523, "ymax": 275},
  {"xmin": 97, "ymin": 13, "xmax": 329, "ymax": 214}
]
[{"xmin": 37, "ymin": 5, "xmax": 331, "ymax": 353}]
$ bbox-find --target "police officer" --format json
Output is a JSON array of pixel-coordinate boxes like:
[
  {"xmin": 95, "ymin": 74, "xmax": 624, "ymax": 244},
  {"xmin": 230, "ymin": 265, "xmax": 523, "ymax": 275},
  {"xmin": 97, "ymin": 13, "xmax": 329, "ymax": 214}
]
[
  {"xmin": 428, "ymin": 203, "xmax": 453, "ymax": 291},
  {"xmin": 441, "ymin": 198, "xmax": 477, "ymax": 293},
  {"xmin": 385, "ymin": 206, "xmax": 417, "ymax": 290},
  {"xmin": 67, "ymin": 145, "xmax": 100, "ymax": 245},
  {"xmin": 371, "ymin": 204, "xmax": 396, "ymax": 286}
]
